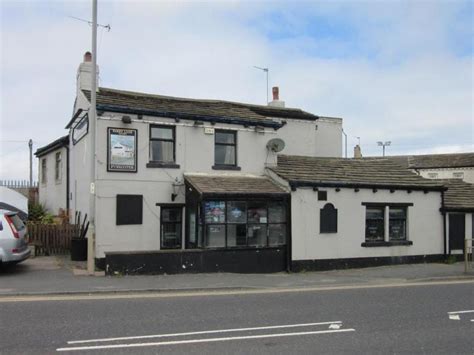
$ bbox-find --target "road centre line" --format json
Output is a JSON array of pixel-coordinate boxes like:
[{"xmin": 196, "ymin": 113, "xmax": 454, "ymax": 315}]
[
  {"xmin": 447, "ymin": 310, "xmax": 474, "ymax": 315},
  {"xmin": 2, "ymin": 279, "xmax": 473, "ymax": 303},
  {"xmin": 68, "ymin": 321, "xmax": 342, "ymax": 344},
  {"xmin": 57, "ymin": 329, "xmax": 356, "ymax": 352}
]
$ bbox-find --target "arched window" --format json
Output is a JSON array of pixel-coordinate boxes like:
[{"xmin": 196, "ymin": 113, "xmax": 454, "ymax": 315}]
[{"xmin": 320, "ymin": 203, "xmax": 337, "ymax": 233}]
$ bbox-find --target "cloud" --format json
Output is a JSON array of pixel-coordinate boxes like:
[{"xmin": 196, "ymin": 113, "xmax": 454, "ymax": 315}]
[{"xmin": 1, "ymin": 0, "xmax": 472, "ymax": 180}]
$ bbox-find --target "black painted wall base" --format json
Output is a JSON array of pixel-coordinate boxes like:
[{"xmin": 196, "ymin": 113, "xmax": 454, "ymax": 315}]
[
  {"xmin": 291, "ymin": 254, "xmax": 446, "ymax": 272},
  {"xmin": 105, "ymin": 247, "xmax": 287, "ymax": 275}
]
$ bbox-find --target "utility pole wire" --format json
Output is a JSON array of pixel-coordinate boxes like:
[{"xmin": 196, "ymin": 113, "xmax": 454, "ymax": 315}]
[{"xmin": 68, "ymin": 15, "xmax": 111, "ymax": 31}]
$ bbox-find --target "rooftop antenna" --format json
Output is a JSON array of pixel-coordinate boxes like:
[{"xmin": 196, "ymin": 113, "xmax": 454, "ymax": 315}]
[
  {"xmin": 356, "ymin": 136, "xmax": 361, "ymax": 146},
  {"xmin": 68, "ymin": 15, "xmax": 111, "ymax": 31},
  {"xmin": 254, "ymin": 66, "xmax": 269, "ymax": 104},
  {"xmin": 377, "ymin": 141, "xmax": 391, "ymax": 157}
]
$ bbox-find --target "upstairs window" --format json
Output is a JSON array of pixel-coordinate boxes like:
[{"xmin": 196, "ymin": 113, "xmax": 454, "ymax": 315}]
[
  {"xmin": 320, "ymin": 203, "xmax": 337, "ymax": 233},
  {"xmin": 149, "ymin": 125, "xmax": 175, "ymax": 163},
  {"xmin": 41, "ymin": 158, "xmax": 47, "ymax": 184},
  {"xmin": 214, "ymin": 130, "xmax": 236, "ymax": 166},
  {"xmin": 55, "ymin": 152, "xmax": 62, "ymax": 182}
]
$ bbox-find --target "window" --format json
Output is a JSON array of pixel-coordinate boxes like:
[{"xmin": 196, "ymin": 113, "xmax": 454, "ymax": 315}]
[
  {"xmin": 365, "ymin": 207, "xmax": 385, "ymax": 242},
  {"xmin": 320, "ymin": 203, "xmax": 337, "ymax": 233},
  {"xmin": 55, "ymin": 152, "xmax": 62, "ymax": 182},
  {"xmin": 318, "ymin": 191, "xmax": 327, "ymax": 201},
  {"xmin": 41, "ymin": 158, "xmax": 47, "ymax": 184},
  {"xmin": 161, "ymin": 207, "xmax": 182, "ymax": 249},
  {"xmin": 214, "ymin": 130, "xmax": 236, "ymax": 167},
  {"xmin": 149, "ymin": 125, "xmax": 175, "ymax": 163},
  {"xmin": 199, "ymin": 200, "xmax": 287, "ymax": 249},
  {"xmin": 453, "ymin": 172, "xmax": 464, "ymax": 179},
  {"xmin": 116, "ymin": 195, "xmax": 143, "ymax": 225},
  {"xmin": 363, "ymin": 203, "xmax": 412, "ymax": 246},
  {"xmin": 389, "ymin": 207, "xmax": 406, "ymax": 241}
]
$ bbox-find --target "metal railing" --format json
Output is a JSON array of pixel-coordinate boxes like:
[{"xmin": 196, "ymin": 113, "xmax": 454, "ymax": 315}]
[{"xmin": 465, "ymin": 238, "xmax": 473, "ymax": 273}]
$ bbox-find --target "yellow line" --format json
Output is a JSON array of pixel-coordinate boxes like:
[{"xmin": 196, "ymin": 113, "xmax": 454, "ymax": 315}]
[{"xmin": 0, "ymin": 279, "xmax": 473, "ymax": 303}]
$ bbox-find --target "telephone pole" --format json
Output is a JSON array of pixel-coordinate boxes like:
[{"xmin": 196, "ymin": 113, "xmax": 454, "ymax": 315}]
[{"xmin": 28, "ymin": 139, "xmax": 33, "ymax": 185}]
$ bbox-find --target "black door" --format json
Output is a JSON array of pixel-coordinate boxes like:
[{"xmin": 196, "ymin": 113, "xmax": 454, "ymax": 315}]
[
  {"xmin": 449, "ymin": 213, "xmax": 465, "ymax": 252},
  {"xmin": 160, "ymin": 207, "xmax": 182, "ymax": 249}
]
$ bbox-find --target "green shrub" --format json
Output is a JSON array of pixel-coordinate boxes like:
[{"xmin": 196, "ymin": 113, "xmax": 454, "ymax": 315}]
[{"xmin": 28, "ymin": 203, "xmax": 54, "ymax": 224}]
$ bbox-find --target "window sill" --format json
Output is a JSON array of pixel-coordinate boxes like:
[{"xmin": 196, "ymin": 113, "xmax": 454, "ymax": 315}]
[
  {"xmin": 146, "ymin": 162, "xmax": 180, "ymax": 169},
  {"xmin": 361, "ymin": 240, "xmax": 413, "ymax": 247},
  {"xmin": 212, "ymin": 165, "xmax": 241, "ymax": 171}
]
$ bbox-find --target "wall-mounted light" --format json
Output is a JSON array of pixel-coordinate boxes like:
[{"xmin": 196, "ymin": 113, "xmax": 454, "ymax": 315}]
[
  {"xmin": 122, "ymin": 115, "xmax": 132, "ymax": 124},
  {"xmin": 171, "ymin": 179, "xmax": 183, "ymax": 201}
]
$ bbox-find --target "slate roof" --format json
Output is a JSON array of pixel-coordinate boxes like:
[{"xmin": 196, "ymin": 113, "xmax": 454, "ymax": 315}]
[
  {"xmin": 441, "ymin": 179, "xmax": 474, "ymax": 212},
  {"xmin": 185, "ymin": 174, "xmax": 288, "ymax": 196},
  {"xmin": 35, "ymin": 135, "xmax": 69, "ymax": 157},
  {"xmin": 270, "ymin": 155, "xmax": 446, "ymax": 191},
  {"xmin": 82, "ymin": 87, "xmax": 320, "ymax": 128},
  {"xmin": 367, "ymin": 153, "xmax": 474, "ymax": 169}
]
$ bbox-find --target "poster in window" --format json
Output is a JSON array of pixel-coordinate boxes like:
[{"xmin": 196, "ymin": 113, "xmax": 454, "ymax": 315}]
[
  {"xmin": 204, "ymin": 201, "xmax": 225, "ymax": 223},
  {"xmin": 107, "ymin": 128, "xmax": 137, "ymax": 172}
]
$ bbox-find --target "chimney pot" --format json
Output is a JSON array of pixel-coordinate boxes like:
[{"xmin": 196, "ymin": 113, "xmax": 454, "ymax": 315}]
[
  {"xmin": 83, "ymin": 51, "xmax": 92, "ymax": 62},
  {"xmin": 272, "ymin": 86, "xmax": 279, "ymax": 101}
]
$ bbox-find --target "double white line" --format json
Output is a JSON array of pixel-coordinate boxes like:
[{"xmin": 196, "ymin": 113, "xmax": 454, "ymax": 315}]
[{"xmin": 57, "ymin": 321, "xmax": 355, "ymax": 352}]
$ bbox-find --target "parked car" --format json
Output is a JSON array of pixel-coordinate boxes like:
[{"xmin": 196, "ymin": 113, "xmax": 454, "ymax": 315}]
[{"xmin": 0, "ymin": 209, "xmax": 30, "ymax": 265}]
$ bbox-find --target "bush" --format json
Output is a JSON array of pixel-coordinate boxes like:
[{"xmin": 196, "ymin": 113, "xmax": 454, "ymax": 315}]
[{"xmin": 28, "ymin": 203, "xmax": 54, "ymax": 224}]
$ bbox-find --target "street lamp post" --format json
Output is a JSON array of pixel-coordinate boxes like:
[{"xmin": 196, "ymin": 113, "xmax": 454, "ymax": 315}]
[{"xmin": 377, "ymin": 141, "xmax": 391, "ymax": 157}]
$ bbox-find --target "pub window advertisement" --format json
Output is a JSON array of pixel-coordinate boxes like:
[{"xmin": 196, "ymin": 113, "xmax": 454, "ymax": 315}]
[{"xmin": 107, "ymin": 128, "xmax": 137, "ymax": 172}]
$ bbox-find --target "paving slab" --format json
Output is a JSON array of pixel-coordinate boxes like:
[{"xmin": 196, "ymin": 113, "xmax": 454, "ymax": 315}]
[{"xmin": 0, "ymin": 255, "xmax": 472, "ymax": 296}]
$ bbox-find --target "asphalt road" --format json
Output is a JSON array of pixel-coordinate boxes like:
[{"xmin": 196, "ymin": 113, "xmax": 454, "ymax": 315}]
[{"xmin": 0, "ymin": 281, "xmax": 473, "ymax": 354}]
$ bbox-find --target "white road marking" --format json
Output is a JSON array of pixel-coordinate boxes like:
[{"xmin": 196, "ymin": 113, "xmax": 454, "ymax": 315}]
[
  {"xmin": 329, "ymin": 323, "xmax": 342, "ymax": 329},
  {"xmin": 67, "ymin": 321, "xmax": 342, "ymax": 344},
  {"xmin": 449, "ymin": 314, "xmax": 461, "ymax": 320},
  {"xmin": 57, "ymin": 328, "xmax": 356, "ymax": 352},
  {"xmin": 447, "ymin": 310, "xmax": 474, "ymax": 315},
  {"xmin": 1, "ymin": 279, "xmax": 473, "ymax": 303}
]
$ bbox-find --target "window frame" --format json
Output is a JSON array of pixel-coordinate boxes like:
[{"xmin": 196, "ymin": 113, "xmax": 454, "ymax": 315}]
[
  {"xmin": 55, "ymin": 151, "xmax": 62, "ymax": 183},
  {"xmin": 198, "ymin": 199, "xmax": 287, "ymax": 249},
  {"xmin": 388, "ymin": 207, "xmax": 407, "ymax": 241},
  {"xmin": 149, "ymin": 124, "xmax": 176, "ymax": 165},
  {"xmin": 320, "ymin": 203, "xmax": 338, "ymax": 234},
  {"xmin": 160, "ymin": 206, "xmax": 183, "ymax": 250},
  {"xmin": 213, "ymin": 129, "xmax": 237, "ymax": 168},
  {"xmin": 41, "ymin": 158, "xmax": 47, "ymax": 184}
]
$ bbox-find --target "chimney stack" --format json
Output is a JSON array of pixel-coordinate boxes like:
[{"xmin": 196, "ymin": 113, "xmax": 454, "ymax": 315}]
[
  {"xmin": 354, "ymin": 145, "xmax": 363, "ymax": 159},
  {"xmin": 77, "ymin": 51, "xmax": 99, "ymax": 93},
  {"xmin": 268, "ymin": 86, "xmax": 285, "ymax": 108}
]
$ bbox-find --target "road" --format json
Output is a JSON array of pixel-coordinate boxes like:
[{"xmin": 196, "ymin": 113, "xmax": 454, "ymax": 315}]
[{"xmin": 0, "ymin": 281, "xmax": 473, "ymax": 354}]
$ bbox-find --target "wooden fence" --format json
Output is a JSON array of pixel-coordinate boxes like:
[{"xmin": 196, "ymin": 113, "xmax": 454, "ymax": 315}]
[{"xmin": 27, "ymin": 223, "xmax": 79, "ymax": 256}]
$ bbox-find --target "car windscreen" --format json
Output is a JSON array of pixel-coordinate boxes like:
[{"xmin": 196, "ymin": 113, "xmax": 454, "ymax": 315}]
[{"xmin": 9, "ymin": 214, "xmax": 25, "ymax": 231}]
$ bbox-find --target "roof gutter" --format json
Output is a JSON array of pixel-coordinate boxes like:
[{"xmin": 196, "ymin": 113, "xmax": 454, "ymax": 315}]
[
  {"xmin": 288, "ymin": 180, "xmax": 447, "ymax": 192},
  {"xmin": 96, "ymin": 104, "xmax": 284, "ymax": 129}
]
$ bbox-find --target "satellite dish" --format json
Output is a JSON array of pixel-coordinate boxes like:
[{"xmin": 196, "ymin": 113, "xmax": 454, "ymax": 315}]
[{"xmin": 266, "ymin": 138, "xmax": 285, "ymax": 153}]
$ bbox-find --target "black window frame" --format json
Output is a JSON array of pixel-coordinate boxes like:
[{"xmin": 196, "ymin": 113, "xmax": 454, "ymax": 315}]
[
  {"xmin": 148, "ymin": 124, "xmax": 177, "ymax": 166},
  {"xmin": 198, "ymin": 199, "xmax": 287, "ymax": 249},
  {"xmin": 389, "ymin": 207, "xmax": 407, "ymax": 241},
  {"xmin": 160, "ymin": 206, "xmax": 183, "ymax": 250},
  {"xmin": 41, "ymin": 158, "xmax": 47, "ymax": 184},
  {"xmin": 55, "ymin": 151, "xmax": 62, "ymax": 182},
  {"xmin": 365, "ymin": 206, "xmax": 385, "ymax": 242},
  {"xmin": 213, "ymin": 130, "xmax": 237, "ymax": 168}
]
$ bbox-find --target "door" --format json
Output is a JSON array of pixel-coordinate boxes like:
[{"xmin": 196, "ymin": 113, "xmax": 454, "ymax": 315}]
[
  {"xmin": 449, "ymin": 213, "xmax": 465, "ymax": 252},
  {"xmin": 160, "ymin": 207, "xmax": 182, "ymax": 249}
]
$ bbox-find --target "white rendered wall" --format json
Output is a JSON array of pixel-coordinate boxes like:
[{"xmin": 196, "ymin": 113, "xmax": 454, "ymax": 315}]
[
  {"xmin": 291, "ymin": 187, "xmax": 444, "ymax": 261},
  {"xmin": 38, "ymin": 146, "xmax": 68, "ymax": 215},
  {"xmin": 418, "ymin": 167, "xmax": 474, "ymax": 183}
]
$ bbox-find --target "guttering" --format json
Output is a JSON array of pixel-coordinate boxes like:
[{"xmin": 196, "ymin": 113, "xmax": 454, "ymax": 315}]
[
  {"xmin": 440, "ymin": 207, "xmax": 474, "ymax": 213},
  {"xmin": 288, "ymin": 180, "xmax": 447, "ymax": 192},
  {"xmin": 96, "ymin": 104, "xmax": 284, "ymax": 129}
]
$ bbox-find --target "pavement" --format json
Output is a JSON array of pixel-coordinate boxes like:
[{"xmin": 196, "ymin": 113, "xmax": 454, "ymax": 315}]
[{"xmin": 0, "ymin": 255, "xmax": 472, "ymax": 297}]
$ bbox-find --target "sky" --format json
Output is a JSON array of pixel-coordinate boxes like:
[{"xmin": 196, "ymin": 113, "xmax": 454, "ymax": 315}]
[{"xmin": 1, "ymin": 0, "xmax": 473, "ymax": 181}]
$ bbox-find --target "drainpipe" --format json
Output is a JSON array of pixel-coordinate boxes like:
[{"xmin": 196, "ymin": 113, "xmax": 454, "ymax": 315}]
[
  {"xmin": 441, "ymin": 190, "xmax": 447, "ymax": 257},
  {"xmin": 65, "ymin": 144, "xmax": 70, "ymax": 214}
]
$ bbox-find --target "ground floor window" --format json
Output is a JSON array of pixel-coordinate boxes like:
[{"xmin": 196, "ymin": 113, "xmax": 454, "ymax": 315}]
[
  {"xmin": 160, "ymin": 206, "xmax": 182, "ymax": 249},
  {"xmin": 365, "ymin": 204, "xmax": 408, "ymax": 243},
  {"xmin": 190, "ymin": 199, "xmax": 287, "ymax": 249}
]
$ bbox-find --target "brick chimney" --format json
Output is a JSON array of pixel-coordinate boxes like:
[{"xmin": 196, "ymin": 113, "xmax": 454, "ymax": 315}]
[
  {"xmin": 77, "ymin": 51, "xmax": 99, "ymax": 93},
  {"xmin": 268, "ymin": 86, "xmax": 285, "ymax": 108},
  {"xmin": 354, "ymin": 145, "xmax": 363, "ymax": 159}
]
